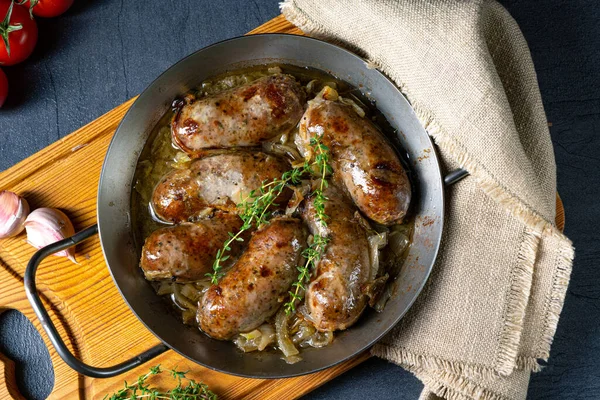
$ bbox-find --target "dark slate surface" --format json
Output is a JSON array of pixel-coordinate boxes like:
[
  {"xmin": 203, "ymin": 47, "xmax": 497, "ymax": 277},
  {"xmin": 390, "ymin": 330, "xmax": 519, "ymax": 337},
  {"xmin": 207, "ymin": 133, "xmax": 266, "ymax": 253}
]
[
  {"xmin": 0, "ymin": 310, "xmax": 54, "ymax": 400},
  {"xmin": 0, "ymin": 0, "xmax": 598, "ymax": 399}
]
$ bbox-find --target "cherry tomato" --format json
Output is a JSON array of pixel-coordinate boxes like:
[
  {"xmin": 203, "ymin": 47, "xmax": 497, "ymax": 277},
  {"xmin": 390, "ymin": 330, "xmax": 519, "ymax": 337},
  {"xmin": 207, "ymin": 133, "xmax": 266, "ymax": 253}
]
[
  {"xmin": 0, "ymin": 68, "xmax": 7, "ymax": 107},
  {"xmin": 0, "ymin": 0, "xmax": 38, "ymax": 66},
  {"xmin": 23, "ymin": 0, "xmax": 74, "ymax": 18}
]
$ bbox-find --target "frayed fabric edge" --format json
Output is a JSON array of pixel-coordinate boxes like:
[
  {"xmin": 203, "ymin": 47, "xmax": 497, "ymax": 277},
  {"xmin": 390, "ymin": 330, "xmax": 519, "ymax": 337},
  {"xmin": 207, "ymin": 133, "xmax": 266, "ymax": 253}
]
[
  {"xmin": 420, "ymin": 388, "xmax": 442, "ymax": 400},
  {"xmin": 536, "ymin": 236, "xmax": 575, "ymax": 360},
  {"xmin": 515, "ymin": 233, "xmax": 574, "ymax": 366},
  {"xmin": 372, "ymin": 345, "xmax": 502, "ymax": 383},
  {"xmin": 516, "ymin": 356, "xmax": 543, "ymax": 372},
  {"xmin": 408, "ymin": 365, "xmax": 513, "ymax": 400},
  {"xmin": 493, "ymin": 227, "xmax": 541, "ymax": 375}
]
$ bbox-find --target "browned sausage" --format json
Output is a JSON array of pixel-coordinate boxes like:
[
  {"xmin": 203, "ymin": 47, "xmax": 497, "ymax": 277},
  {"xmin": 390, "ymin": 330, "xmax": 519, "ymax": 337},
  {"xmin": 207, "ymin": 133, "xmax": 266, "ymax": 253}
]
[
  {"xmin": 151, "ymin": 151, "xmax": 291, "ymax": 223},
  {"xmin": 301, "ymin": 186, "xmax": 371, "ymax": 331},
  {"xmin": 172, "ymin": 74, "xmax": 306, "ymax": 153},
  {"xmin": 298, "ymin": 87, "xmax": 411, "ymax": 225},
  {"xmin": 198, "ymin": 217, "xmax": 306, "ymax": 340},
  {"xmin": 140, "ymin": 212, "xmax": 248, "ymax": 282}
]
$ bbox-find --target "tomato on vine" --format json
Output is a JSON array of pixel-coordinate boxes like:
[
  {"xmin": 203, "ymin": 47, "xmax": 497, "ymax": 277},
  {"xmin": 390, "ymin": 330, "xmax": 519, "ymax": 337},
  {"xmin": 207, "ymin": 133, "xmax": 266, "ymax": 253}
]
[
  {"xmin": 0, "ymin": 0, "xmax": 37, "ymax": 66},
  {"xmin": 20, "ymin": 0, "xmax": 74, "ymax": 18}
]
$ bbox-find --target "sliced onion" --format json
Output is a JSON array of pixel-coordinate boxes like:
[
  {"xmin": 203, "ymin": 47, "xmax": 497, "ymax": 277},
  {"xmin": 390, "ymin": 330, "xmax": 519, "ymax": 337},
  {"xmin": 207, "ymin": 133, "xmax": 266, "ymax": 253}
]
[
  {"xmin": 292, "ymin": 321, "xmax": 316, "ymax": 345},
  {"xmin": 364, "ymin": 274, "xmax": 389, "ymax": 308},
  {"xmin": 241, "ymin": 329, "xmax": 262, "ymax": 341},
  {"xmin": 317, "ymin": 86, "xmax": 339, "ymax": 102},
  {"xmin": 171, "ymin": 152, "xmax": 191, "ymax": 169},
  {"xmin": 294, "ymin": 131, "xmax": 312, "ymax": 162},
  {"xmin": 234, "ymin": 336, "xmax": 259, "ymax": 353},
  {"xmin": 275, "ymin": 308, "xmax": 299, "ymax": 358},
  {"xmin": 298, "ymin": 304, "xmax": 316, "ymax": 325},
  {"xmin": 156, "ymin": 281, "xmax": 173, "ymax": 296},
  {"xmin": 306, "ymin": 80, "xmax": 338, "ymax": 97},
  {"xmin": 373, "ymin": 282, "xmax": 394, "ymax": 313},
  {"xmin": 234, "ymin": 324, "xmax": 276, "ymax": 353},
  {"xmin": 180, "ymin": 283, "xmax": 201, "ymax": 302},
  {"xmin": 257, "ymin": 324, "xmax": 276, "ymax": 351},
  {"xmin": 151, "ymin": 126, "xmax": 173, "ymax": 156},
  {"xmin": 290, "ymin": 319, "xmax": 334, "ymax": 349},
  {"xmin": 193, "ymin": 279, "xmax": 213, "ymax": 294},
  {"xmin": 306, "ymin": 79, "xmax": 318, "ymax": 94},
  {"xmin": 339, "ymin": 96, "xmax": 366, "ymax": 118},
  {"xmin": 171, "ymin": 284, "xmax": 197, "ymax": 310},
  {"xmin": 368, "ymin": 231, "xmax": 387, "ymax": 280},
  {"xmin": 388, "ymin": 228, "xmax": 410, "ymax": 256},
  {"xmin": 262, "ymin": 141, "xmax": 303, "ymax": 161},
  {"xmin": 285, "ymin": 180, "xmax": 311, "ymax": 216}
]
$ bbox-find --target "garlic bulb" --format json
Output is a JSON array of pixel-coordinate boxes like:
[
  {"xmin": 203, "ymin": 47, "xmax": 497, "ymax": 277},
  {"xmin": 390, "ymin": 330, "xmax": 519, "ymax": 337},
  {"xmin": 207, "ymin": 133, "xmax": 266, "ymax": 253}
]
[
  {"xmin": 0, "ymin": 190, "xmax": 30, "ymax": 239},
  {"xmin": 24, "ymin": 208, "xmax": 76, "ymax": 263}
]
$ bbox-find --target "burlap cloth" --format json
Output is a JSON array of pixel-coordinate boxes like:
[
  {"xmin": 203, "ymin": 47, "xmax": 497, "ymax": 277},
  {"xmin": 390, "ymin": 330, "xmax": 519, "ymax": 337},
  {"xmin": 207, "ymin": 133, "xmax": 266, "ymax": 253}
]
[{"xmin": 280, "ymin": 1, "xmax": 575, "ymax": 399}]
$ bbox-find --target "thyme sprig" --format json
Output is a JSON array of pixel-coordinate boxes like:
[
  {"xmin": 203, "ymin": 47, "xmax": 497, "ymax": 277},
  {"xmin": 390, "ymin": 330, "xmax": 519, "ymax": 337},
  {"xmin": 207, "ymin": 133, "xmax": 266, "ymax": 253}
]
[
  {"xmin": 207, "ymin": 135, "xmax": 332, "ymax": 288},
  {"xmin": 284, "ymin": 138, "xmax": 333, "ymax": 315},
  {"xmin": 206, "ymin": 168, "xmax": 303, "ymax": 284},
  {"xmin": 284, "ymin": 234, "xmax": 329, "ymax": 315},
  {"xmin": 103, "ymin": 365, "xmax": 217, "ymax": 400}
]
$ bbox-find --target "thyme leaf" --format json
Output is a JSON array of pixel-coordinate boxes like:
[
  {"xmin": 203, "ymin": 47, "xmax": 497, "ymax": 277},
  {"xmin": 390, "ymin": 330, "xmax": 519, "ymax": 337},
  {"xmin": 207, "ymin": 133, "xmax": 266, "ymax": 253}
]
[
  {"xmin": 284, "ymin": 136, "xmax": 331, "ymax": 314},
  {"xmin": 103, "ymin": 365, "xmax": 217, "ymax": 400}
]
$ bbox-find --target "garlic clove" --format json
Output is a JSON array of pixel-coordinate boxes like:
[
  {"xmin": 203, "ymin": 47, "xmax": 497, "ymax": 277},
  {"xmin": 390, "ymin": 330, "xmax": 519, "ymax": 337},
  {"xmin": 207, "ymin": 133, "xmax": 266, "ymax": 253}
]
[
  {"xmin": 24, "ymin": 208, "xmax": 77, "ymax": 263},
  {"xmin": 0, "ymin": 190, "xmax": 30, "ymax": 239}
]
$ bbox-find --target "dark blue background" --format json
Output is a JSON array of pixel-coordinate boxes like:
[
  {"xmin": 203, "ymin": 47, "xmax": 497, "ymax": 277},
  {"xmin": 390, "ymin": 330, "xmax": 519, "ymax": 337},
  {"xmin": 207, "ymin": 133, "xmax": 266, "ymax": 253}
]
[{"xmin": 1, "ymin": 1, "xmax": 598, "ymax": 399}]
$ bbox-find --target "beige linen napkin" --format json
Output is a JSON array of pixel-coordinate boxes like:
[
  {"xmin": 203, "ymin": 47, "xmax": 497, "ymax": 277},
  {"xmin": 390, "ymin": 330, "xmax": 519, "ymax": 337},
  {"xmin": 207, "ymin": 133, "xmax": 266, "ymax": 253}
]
[{"xmin": 281, "ymin": 0, "xmax": 575, "ymax": 399}]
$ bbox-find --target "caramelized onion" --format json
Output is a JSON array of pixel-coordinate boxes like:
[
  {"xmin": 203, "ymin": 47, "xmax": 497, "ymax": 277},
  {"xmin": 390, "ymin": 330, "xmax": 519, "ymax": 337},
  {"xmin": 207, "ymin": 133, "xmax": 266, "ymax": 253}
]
[
  {"xmin": 262, "ymin": 141, "xmax": 303, "ymax": 161},
  {"xmin": 339, "ymin": 96, "xmax": 366, "ymax": 118},
  {"xmin": 171, "ymin": 284, "xmax": 197, "ymax": 310},
  {"xmin": 234, "ymin": 324, "xmax": 276, "ymax": 353},
  {"xmin": 180, "ymin": 283, "xmax": 201, "ymax": 302},
  {"xmin": 276, "ymin": 308, "xmax": 300, "ymax": 359},
  {"xmin": 368, "ymin": 231, "xmax": 387, "ymax": 280},
  {"xmin": 156, "ymin": 281, "xmax": 173, "ymax": 296}
]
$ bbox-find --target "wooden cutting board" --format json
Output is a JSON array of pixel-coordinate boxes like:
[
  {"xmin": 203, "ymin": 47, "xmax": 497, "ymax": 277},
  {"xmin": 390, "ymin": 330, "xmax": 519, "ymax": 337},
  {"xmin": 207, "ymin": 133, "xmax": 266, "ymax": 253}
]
[{"xmin": 0, "ymin": 14, "xmax": 565, "ymax": 400}]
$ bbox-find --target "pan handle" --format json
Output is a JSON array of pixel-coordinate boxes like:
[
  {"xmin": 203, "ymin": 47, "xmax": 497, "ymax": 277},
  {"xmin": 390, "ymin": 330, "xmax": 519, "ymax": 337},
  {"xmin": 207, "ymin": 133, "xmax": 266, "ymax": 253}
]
[
  {"xmin": 24, "ymin": 224, "xmax": 169, "ymax": 378},
  {"xmin": 444, "ymin": 168, "xmax": 469, "ymax": 186}
]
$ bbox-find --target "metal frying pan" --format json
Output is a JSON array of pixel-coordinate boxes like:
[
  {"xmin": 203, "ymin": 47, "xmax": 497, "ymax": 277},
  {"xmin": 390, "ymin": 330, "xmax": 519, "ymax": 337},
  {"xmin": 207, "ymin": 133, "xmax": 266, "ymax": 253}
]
[{"xmin": 25, "ymin": 34, "xmax": 466, "ymax": 379}]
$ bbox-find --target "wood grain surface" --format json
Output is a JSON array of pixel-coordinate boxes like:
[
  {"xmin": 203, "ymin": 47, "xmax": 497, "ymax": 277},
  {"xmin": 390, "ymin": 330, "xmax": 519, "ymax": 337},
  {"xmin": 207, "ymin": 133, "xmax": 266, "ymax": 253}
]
[{"xmin": 0, "ymin": 14, "xmax": 565, "ymax": 400}]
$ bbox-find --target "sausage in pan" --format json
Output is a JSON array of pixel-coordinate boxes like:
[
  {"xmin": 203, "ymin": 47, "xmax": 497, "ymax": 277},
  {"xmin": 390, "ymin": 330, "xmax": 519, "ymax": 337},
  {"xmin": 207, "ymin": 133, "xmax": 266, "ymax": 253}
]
[
  {"xmin": 172, "ymin": 74, "xmax": 306, "ymax": 153},
  {"xmin": 151, "ymin": 151, "xmax": 291, "ymax": 223},
  {"xmin": 301, "ymin": 186, "xmax": 371, "ymax": 331},
  {"xmin": 198, "ymin": 217, "xmax": 307, "ymax": 340},
  {"xmin": 140, "ymin": 212, "xmax": 248, "ymax": 282},
  {"xmin": 298, "ymin": 87, "xmax": 411, "ymax": 225}
]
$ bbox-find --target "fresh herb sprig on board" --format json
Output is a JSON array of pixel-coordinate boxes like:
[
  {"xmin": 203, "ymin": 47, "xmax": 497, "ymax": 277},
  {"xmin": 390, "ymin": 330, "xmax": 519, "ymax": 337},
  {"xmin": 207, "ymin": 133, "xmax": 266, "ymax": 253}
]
[
  {"xmin": 207, "ymin": 135, "xmax": 333, "ymax": 287},
  {"xmin": 284, "ymin": 137, "xmax": 332, "ymax": 314},
  {"xmin": 103, "ymin": 365, "xmax": 217, "ymax": 400}
]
